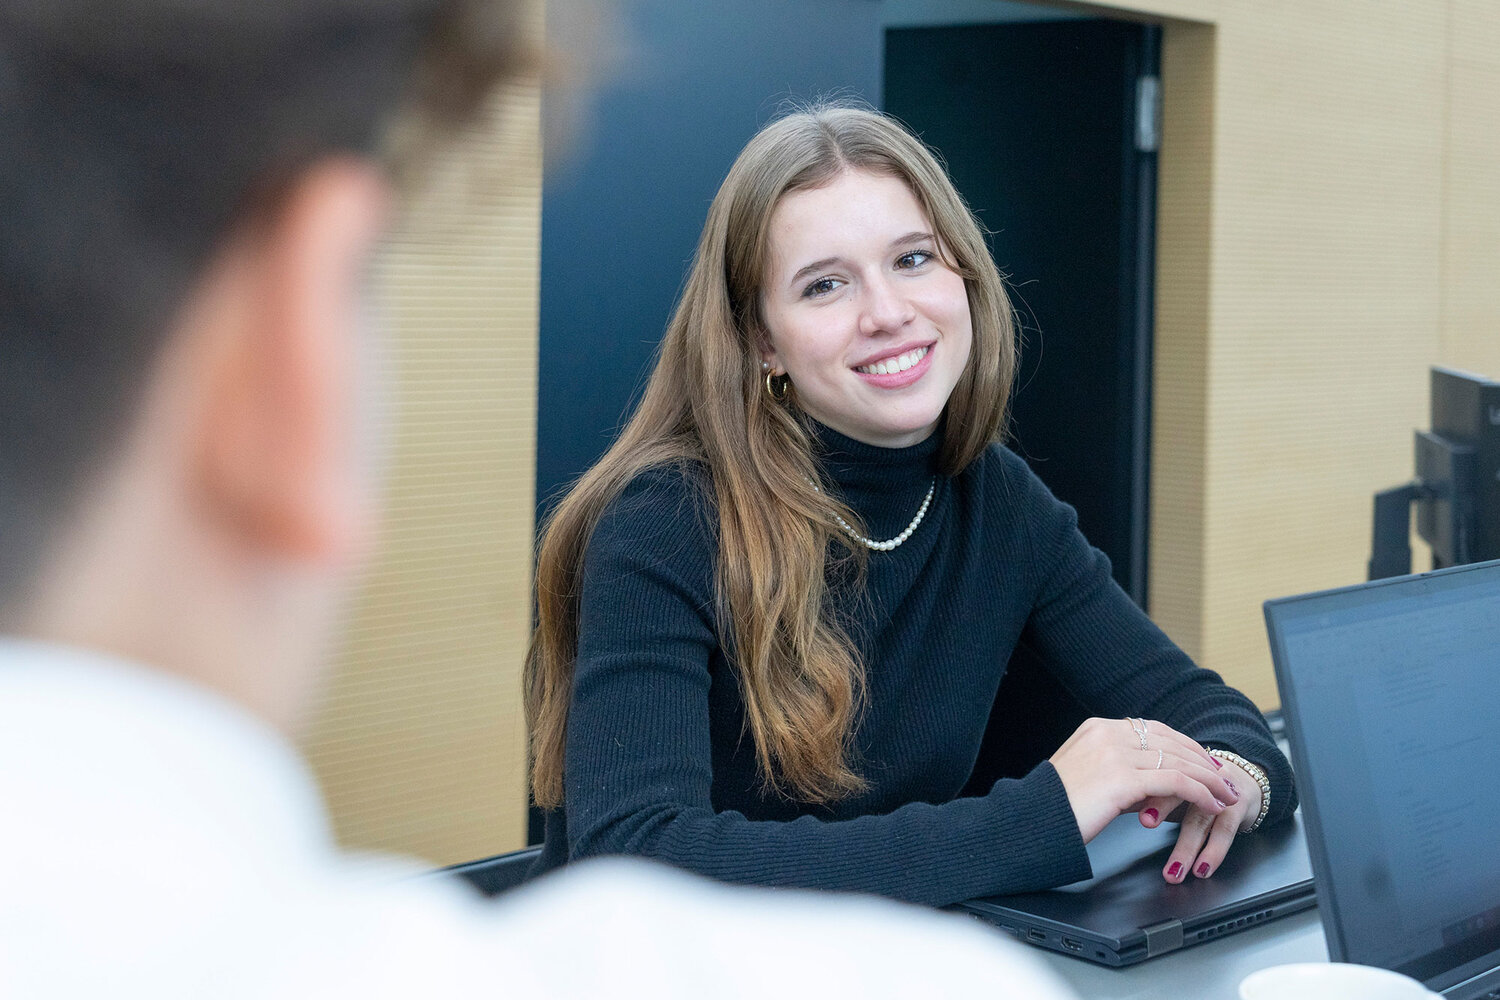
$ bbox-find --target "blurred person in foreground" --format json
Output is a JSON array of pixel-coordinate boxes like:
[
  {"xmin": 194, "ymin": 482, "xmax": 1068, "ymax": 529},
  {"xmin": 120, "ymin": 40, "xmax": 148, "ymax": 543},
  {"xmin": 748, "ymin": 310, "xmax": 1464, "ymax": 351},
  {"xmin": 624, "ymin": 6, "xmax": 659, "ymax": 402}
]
[{"xmin": 0, "ymin": 1, "xmax": 1079, "ymax": 996}]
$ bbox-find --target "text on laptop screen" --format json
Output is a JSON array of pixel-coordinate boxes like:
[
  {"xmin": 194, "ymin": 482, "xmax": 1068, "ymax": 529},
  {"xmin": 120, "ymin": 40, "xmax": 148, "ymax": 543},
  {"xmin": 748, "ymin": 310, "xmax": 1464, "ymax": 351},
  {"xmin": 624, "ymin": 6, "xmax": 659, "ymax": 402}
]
[{"xmin": 1272, "ymin": 565, "xmax": 1500, "ymax": 986}]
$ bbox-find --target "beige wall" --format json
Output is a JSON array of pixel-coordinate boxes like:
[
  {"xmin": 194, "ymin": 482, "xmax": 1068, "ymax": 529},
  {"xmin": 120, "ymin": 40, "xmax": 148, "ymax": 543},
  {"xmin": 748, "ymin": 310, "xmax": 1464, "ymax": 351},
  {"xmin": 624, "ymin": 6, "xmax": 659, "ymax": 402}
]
[
  {"xmin": 300, "ymin": 75, "xmax": 542, "ymax": 865},
  {"xmin": 300, "ymin": 0, "xmax": 1500, "ymax": 862},
  {"xmin": 1088, "ymin": 0, "xmax": 1500, "ymax": 704}
]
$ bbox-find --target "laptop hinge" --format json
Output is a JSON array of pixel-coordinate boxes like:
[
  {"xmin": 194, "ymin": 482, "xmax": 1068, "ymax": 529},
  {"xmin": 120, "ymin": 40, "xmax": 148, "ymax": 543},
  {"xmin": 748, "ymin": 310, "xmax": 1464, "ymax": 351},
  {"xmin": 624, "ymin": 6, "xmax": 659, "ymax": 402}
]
[{"xmin": 1142, "ymin": 918, "xmax": 1185, "ymax": 957}]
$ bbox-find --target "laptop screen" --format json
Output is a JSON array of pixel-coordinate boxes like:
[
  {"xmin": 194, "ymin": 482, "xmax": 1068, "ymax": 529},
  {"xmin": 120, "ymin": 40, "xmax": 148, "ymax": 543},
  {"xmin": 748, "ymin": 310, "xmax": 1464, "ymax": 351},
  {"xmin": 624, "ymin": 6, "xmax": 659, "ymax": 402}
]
[{"xmin": 1267, "ymin": 560, "xmax": 1500, "ymax": 991}]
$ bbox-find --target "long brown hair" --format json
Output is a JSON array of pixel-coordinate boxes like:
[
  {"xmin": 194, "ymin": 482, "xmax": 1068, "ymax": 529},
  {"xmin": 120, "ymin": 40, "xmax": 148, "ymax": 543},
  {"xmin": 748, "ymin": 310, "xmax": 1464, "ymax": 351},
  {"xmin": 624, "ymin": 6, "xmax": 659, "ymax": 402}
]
[{"xmin": 526, "ymin": 103, "xmax": 1017, "ymax": 808}]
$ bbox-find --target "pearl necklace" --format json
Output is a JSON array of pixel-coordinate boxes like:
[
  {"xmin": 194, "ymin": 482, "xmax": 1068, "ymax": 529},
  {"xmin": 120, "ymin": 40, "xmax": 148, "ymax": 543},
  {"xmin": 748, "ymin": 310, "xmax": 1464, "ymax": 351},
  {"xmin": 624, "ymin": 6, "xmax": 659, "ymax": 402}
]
[{"xmin": 809, "ymin": 477, "xmax": 937, "ymax": 552}]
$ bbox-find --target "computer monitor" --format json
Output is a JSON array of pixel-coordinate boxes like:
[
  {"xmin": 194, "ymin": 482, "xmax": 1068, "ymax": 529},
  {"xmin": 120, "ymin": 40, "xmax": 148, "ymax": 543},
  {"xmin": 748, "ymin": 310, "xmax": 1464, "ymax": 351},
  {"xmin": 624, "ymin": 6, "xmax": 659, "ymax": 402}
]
[{"xmin": 1368, "ymin": 367, "xmax": 1500, "ymax": 580}]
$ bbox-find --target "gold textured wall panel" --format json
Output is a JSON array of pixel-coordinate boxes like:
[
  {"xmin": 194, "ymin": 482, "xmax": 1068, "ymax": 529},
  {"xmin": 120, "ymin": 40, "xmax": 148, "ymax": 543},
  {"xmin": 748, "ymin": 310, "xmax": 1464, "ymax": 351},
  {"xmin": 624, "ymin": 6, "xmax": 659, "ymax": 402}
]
[
  {"xmin": 1199, "ymin": 2, "xmax": 1445, "ymax": 707},
  {"xmin": 1101, "ymin": 0, "xmax": 1500, "ymax": 706},
  {"xmin": 1442, "ymin": 1, "xmax": 1500, "ymax": 374},
  {"xmin": 1147, "ymin": 19, "xmax": 1214, "ymax": 663},
  {"xmin": 300, "ymin": 68, "xmax": 542, "ymax": 865}
]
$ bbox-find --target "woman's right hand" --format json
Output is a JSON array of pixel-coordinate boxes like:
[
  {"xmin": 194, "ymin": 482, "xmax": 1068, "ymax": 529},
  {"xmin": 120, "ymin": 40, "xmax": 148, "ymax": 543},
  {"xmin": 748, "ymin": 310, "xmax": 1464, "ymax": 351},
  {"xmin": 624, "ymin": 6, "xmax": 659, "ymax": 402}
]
[{"xmin": 1048, "ymin": 717, "xmax": 1239, "ymax": 843}]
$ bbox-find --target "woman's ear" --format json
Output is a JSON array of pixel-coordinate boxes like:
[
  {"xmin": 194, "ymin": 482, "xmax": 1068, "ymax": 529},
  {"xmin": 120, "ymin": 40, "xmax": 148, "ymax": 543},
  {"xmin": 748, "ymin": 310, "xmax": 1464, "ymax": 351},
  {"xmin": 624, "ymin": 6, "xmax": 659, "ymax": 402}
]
[{"xmin": 756, "ymin": 328, "xmax": 780, "ymax": 374}]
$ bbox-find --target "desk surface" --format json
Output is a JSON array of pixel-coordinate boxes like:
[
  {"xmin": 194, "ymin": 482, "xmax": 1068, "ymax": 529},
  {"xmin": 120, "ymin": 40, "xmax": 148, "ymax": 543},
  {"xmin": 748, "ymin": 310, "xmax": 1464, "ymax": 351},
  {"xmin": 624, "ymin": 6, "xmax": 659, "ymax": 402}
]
[{"xmin": 1033, "ymin": 906, "xmax": 1329, "ymax": 999}]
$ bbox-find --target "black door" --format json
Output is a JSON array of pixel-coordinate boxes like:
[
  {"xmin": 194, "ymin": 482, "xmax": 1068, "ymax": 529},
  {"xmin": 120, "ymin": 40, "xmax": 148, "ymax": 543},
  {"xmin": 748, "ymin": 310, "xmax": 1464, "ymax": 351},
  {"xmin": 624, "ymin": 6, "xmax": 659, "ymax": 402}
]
[{"xmin": 885, "ymin": 19, "xmax": 1160, "ymax": 608}]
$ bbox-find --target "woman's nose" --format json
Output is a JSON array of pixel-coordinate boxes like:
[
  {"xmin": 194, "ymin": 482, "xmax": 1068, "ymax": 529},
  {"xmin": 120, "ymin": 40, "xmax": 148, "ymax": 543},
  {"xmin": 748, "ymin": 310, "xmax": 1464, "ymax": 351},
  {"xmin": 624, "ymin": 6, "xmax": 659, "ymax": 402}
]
[{"xmin": 857, "ymin": 275, "xmax": 916, "ymax": 337}]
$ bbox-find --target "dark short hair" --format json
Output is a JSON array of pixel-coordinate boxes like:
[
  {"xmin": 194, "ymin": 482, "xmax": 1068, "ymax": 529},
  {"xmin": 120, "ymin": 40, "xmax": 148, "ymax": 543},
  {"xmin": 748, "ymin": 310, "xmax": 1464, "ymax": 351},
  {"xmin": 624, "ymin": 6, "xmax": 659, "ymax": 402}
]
[{"xmin": 0, "ymin": 0, "xmax": 526, "ymax": 604}]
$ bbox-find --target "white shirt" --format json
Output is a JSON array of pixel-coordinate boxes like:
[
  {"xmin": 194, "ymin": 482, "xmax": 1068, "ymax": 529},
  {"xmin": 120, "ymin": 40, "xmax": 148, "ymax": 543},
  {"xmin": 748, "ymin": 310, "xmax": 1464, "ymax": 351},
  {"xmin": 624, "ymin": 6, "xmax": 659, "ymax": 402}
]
[{"xmin": 0, "ymin": 639, "xmax": 1077, "ymax": 998}]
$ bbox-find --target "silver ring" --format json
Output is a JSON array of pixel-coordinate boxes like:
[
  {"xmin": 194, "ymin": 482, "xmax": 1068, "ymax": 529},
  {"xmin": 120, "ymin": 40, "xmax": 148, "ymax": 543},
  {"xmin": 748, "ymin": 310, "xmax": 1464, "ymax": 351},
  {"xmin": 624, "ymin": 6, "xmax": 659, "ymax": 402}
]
[
  {"xmin": 1130, "ymin": 717, "xmax": 1149, "ymax": 751},
  {"xmin": 1155, "ymin": 748, "xmax": 1164, "ymax": 770}
]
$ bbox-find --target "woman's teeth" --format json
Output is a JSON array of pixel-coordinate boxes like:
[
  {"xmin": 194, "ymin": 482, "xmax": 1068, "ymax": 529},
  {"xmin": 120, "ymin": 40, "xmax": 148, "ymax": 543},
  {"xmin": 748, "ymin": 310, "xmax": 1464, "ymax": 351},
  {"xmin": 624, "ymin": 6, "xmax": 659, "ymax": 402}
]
[{"xmin": 855, "ymin": 345, "xmax": 929, "ymax": 375}]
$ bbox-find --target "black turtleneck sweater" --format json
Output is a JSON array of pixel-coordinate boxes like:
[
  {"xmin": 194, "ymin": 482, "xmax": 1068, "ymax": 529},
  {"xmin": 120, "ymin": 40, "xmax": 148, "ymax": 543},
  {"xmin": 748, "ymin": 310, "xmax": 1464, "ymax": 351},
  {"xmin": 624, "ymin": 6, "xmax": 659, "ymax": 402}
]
[{"xmin": 533, "ymin": 427, "xmax": 1296, "ymax": 906}]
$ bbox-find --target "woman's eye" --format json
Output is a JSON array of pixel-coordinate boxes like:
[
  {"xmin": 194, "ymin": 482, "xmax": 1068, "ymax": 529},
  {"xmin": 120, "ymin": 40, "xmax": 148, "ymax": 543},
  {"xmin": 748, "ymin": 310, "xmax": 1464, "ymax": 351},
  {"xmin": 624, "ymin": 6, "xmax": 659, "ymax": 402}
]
[
  {"xmin": 802, "ymin": 276, "xmax": 842, "ymax": 298},
  {"xmin": 896, "ymin": 249, "xmax": 935, "ymax": 270}
]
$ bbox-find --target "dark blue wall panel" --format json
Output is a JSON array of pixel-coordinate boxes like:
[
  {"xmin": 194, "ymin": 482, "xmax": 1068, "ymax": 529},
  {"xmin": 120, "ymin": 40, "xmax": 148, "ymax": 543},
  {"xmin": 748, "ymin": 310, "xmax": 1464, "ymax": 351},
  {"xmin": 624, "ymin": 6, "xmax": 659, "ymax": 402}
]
[{"xmin": 536, "ymin": 1, "xmax": 883, "ymax": 517}]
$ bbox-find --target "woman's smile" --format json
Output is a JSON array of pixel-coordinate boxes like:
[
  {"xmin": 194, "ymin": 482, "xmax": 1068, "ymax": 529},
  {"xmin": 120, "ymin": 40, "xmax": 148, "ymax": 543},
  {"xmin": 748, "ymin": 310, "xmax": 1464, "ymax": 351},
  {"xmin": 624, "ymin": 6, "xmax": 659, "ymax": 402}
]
[{"xmin": 852, "ymin": 342, "xmax": 934, "ymax": 386}]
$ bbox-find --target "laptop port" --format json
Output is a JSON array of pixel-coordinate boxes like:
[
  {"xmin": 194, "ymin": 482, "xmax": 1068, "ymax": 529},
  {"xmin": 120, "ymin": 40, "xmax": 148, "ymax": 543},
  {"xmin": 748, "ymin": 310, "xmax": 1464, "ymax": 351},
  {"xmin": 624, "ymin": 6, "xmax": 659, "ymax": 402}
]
[
  {"xmin": 1061, "ymin": 937, "xmax": 1083, "ymax": 952},
  {"xmin": 1027, "ymin": 928, "xmax": 1047, "ymax": 942}
]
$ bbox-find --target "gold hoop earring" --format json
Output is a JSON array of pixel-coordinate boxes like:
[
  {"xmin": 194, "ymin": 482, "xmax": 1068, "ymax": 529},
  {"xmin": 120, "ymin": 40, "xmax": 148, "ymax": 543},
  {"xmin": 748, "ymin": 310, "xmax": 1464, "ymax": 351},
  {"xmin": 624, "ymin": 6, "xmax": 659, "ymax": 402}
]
[{"xmin": 764, "ymin": 369, "xmax": 790, "ymax": 403}]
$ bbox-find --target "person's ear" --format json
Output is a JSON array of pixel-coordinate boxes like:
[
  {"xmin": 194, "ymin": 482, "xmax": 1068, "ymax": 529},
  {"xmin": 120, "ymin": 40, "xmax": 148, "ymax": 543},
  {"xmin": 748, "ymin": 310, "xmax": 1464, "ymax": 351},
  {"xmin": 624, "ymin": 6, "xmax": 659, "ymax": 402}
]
[
  {"xmin": 755, "ymin": 327, "xmax": 781, "ymax": 374},
  {"xmin": 195, "ymin": 158, "xmax": 389, "ymax": 567}
]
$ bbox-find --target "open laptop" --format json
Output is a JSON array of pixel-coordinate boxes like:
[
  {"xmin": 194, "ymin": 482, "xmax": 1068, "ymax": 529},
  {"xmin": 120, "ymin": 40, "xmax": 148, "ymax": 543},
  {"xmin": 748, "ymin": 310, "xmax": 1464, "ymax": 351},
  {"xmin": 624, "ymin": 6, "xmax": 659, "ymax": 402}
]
[
  {"xmin": 949, "ymin": 801, "xmax": 1315, "ymax": 966},
  {"xmin": 1266, "ymin": 558, "xmax": 1500, "ymax": 999}
]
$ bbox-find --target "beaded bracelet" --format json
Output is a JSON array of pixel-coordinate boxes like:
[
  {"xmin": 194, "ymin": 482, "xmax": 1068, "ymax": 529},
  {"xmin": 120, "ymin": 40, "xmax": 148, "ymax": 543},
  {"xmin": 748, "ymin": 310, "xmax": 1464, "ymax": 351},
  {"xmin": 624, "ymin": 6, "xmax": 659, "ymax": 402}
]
[{"xmin": 1207, "ymin": 749, "xmax": 1271, "ymax": 832}]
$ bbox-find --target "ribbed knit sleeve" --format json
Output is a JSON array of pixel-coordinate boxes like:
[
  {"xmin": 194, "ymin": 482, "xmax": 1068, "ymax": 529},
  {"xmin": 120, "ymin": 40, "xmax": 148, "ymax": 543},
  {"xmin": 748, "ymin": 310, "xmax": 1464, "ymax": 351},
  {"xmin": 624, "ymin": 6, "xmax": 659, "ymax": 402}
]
[
  {"xmin": 556, "ymin": 465, "xmax": 1092, "ymax": 907},
  {"xmin": 997, "ymin": 447, "xmax": 1297, "ymax": 827}
]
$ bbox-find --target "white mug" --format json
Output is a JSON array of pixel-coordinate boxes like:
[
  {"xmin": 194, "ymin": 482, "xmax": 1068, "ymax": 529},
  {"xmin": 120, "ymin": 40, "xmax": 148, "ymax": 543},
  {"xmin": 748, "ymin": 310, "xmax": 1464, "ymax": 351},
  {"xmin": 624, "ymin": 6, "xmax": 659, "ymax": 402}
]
[{"xmin": 1240, "ymin": 962, "xmax": 1440, "ymax": 1000}]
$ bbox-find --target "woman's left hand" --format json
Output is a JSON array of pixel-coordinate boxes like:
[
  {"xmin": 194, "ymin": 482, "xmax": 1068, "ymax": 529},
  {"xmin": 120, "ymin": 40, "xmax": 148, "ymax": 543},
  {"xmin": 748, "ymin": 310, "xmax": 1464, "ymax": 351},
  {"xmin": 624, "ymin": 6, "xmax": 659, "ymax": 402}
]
[{"xmin": 1137, "ymin": 757, "xmax": 1263, "ymax": 883}]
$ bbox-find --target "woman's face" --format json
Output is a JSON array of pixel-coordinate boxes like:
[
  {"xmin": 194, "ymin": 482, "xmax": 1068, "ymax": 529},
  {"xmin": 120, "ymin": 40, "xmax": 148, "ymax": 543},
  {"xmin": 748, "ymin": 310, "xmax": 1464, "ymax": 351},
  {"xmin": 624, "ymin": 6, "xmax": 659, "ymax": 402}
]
[{"xmin": 759, "ymin": 169, "xmax": 972, "ymax": 449}]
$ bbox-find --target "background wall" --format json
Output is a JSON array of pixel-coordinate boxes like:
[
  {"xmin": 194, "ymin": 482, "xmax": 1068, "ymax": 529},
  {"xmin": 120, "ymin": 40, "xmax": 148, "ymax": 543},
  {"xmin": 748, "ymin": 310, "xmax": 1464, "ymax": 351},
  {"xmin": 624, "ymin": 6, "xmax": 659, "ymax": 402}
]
[
  {"xmin": 299, "ymin": 0, "xmax": 1500, "ymax": 862},
  {"xmin": 299, "ymin": 73, "xmax": 542, "ymax": 863},
  {"xmin": 535, "ymin": 0, "xmax": 884, "ymax": 517},
  {"xmin": 1111, "ymin": 0, "xmax": 1500, "ymax": 704}
]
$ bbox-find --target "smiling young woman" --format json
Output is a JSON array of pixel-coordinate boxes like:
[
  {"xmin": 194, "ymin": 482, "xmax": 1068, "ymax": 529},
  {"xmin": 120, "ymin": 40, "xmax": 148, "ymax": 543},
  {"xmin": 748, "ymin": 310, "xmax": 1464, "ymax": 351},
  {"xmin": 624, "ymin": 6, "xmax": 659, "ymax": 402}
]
[{"xmin": 523, "ymin": 104, "xmax": 1295, "ymax": 905}]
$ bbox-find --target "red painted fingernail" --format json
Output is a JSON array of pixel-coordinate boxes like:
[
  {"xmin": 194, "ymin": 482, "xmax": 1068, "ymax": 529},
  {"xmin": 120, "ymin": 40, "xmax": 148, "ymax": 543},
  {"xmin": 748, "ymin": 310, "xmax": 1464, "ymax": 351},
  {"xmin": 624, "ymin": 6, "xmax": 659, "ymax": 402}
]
[
  {"xmin": 1225, "ymin": 779, "xmax": 1239, "ymax": 796},
  {"xmin": 1195, "ymin": 862, "xmax": 1211, "ymax": 877},
  {"xmin": 1144, "ymin": 808, "xmax": 1159, "ymax": 823},
  {"xmin": 1211, "ymin": 757, "xmax": 1223, "ymax": 768},
  {"xmin": 1167, "ymin": 862, "xmax": 1183, "ymax": 878}
]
